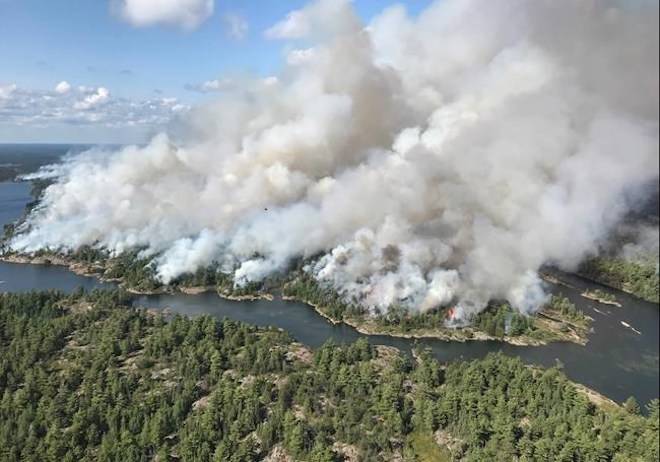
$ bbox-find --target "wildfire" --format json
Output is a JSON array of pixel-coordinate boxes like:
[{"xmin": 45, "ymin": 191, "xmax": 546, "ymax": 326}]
[{"xmin": 446, "ymin": 307, "xmax": 455, "ymax": 320}]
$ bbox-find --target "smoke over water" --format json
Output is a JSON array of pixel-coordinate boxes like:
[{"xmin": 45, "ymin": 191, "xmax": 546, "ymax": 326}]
[{"xmin": 11, "ymin": 0, "xmax": 659, "ymax": 319}]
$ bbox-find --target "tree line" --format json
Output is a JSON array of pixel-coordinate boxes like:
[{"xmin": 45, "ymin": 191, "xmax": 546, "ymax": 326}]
[{"xmin": 580, "ymin": 257, "xmax": 659, "ymax": 303}]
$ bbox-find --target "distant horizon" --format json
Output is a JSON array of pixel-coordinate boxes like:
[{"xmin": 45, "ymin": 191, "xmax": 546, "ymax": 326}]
[{"xmin": 0, "ymin": 0, "xmax": 433, "ymax": 144}]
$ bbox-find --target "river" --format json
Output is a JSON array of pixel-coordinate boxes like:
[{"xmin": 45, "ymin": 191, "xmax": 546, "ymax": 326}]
[{"xmin": 0, "ymin": 180, "xmax": 658, "ymax": 407}]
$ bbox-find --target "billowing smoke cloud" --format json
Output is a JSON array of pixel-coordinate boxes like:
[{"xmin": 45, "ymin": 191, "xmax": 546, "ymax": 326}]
[{"xmin": 11, "ymin": 0, "xmax": 659, "ymax": 319}]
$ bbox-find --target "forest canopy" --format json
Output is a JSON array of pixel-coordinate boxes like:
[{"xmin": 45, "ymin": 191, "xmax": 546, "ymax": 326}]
[{"xmin": 0, "ymin": 290, "xmax": 657, "ymax": 461}]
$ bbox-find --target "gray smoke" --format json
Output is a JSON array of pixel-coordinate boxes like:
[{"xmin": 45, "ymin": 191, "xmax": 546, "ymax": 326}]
[
  {"xmin": 11, "ymin": 0, "xmax": 660, "ymax": 318},
  {"xmin": 607, "ymin": 221, "xmax": 660, "ymax": 263}
]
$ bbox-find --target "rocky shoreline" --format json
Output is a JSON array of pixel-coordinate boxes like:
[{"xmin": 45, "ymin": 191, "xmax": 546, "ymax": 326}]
[
  {"xmin": 0, "ymin": 253, "xmax": 107, "ymax": 278},
  {"xmin": 552, "ymin": 265, "xmax": 658, "ymax": 305},
  {"xmin": 582, "ymin": 271, "xmax": 660, "ymax": 304},
  {"xmin": 218, "ymin": 291, "xmax": 275, "ymax": 302},
  {"xmin": 2, "ymin": 252, "xmax": 589, "ymax": 346},
  {"xmin": 581, "ymin": 290, "xmax": 623, "ymax": 307},
  {"xmin": 0, "ymin": 253, "xmax": 276, "ymax": 302},
  {"xmin": 282, "ymin": 294, "xmax": 579, "ymax": 347}
]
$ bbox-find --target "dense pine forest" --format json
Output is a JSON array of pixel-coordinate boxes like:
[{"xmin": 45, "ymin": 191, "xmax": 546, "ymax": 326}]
[
  {"xmin": 0, "ymin": 290, "xmax": 657, "ymax": 461},
  {"xmin": 579, "ymin": 257, "xmax": 659, "ymax": 304}
]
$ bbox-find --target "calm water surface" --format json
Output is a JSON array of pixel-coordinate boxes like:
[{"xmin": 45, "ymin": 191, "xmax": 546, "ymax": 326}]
[
  {"xmin": 1, "ymin": 181, "xmax": 658, "ymax": 407},
  {"xmin": 0, "ymin": 182, "xmax": 30, "ymax": 230}
]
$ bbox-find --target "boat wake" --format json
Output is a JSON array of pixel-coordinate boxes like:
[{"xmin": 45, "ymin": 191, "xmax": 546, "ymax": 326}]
[{"xmin": 620, "ymin": 321, "xmax": 642, "ymax": 336}]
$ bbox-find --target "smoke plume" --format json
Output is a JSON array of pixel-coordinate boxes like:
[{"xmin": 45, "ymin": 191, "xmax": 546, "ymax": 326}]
[{"xmin": 11, "ymin": 0, "xmax": 660, "ymax": 318}]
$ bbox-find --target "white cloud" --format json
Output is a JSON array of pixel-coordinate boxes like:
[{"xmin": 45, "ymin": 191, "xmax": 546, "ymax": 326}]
[
  {"xmin": 222, "ymin": 12, "xmax": 248, "ymax": 40},
  {"xmin": 186, "ymin": 75, "xmax": 281, "ymax": 94},
  {"xmin": 0, "ymin": 83, "xmax": 188, "ymax": 129},
  {"xmin": 185, "ymin": 77, "xmax": 235, "ymax": 93},
  {"xmin": 262, "ymin": 76, "xmax": 279, "ymax": 86},
  {"xmin": 0, "ymin": 83, "xmax": 17, "ymax": 99},
  {"xmin": 114, "ymin": 0, "xmax": 214, "ymax": 29},
  {"xmin": 55, "ymin": 81, "xmax": 71, "ymax": 94},
  {"xmin": 265, "ymin": 10, "xmax": 309, "ymax": 39},
  {"xmin": 74, "ymin": 87, "xmax": 110, "ymax": 110}
]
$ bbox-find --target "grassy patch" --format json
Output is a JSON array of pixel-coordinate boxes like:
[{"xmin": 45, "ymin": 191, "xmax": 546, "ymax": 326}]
[{"xmin": 408, "ymin": 431, "xmax": 452, "ymax": 462}]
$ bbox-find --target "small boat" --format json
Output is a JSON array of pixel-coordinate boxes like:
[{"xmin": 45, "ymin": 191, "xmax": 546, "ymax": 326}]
[{"xmin": 620, "ymin": 321, "xmax": 641, "ymax": 335}]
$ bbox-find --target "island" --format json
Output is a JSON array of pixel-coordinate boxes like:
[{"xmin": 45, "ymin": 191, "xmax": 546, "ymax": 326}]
[
  {"xmin": 581, "ymin": 289, "xmax": 622, "ymax": 307},
  {"xmin": 283, "ymin": 273, "xmax": 592, "ymax": 346},
  {"xmin": 0, "ymin": 290, "xmax": 656, "ymax": 461}
]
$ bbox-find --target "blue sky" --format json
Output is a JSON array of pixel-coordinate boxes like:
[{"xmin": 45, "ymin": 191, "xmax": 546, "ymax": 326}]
[{"xmin": 0, "ymin": 0, "xmax": 432, "ymax": 143}]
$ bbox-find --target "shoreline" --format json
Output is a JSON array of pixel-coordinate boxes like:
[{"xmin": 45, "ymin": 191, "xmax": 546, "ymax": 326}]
[
  {"xmin": 282, "ymin": 294, "xmax": 579, "ymax": 347},
  {"xmin": 81, "ymin": 295, "xmax": 624, "ymax": 412},
  {"xmin": 0, "ymin": 253, "xmax": 276, "ymax": 300},
  {"xmin": 217, "ymin": 291, "xmax": 275, "ymax": 302},
  {"xmin": 2, "ymin": 252, "xmax": 587, "ymax": 347},
  {"xmin": 577, "ymin": 271, "xmax": 658, "ymax": 304},
  {"xmin": 581, "ymin": 290, "xmax": 623, "ymax": 307},
  {"xmin": 539, "ymin": 271, "xmax": 576, "ymax": 289},
  {"xmin": 524, "ymin": 364, "xmax": 621, "ymax": 410},
  {"xmin": 545, "ymin": 266, "xmax": 658, "ymax": 305}
]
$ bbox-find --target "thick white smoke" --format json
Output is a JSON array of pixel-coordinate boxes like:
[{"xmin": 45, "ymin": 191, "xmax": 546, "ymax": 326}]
[{"xmin": 11, "ymin": 0, "xmax": 659, "ymax": 318}]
